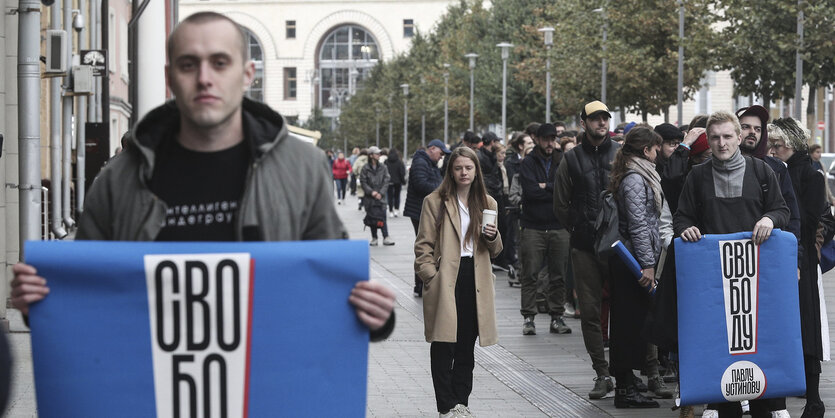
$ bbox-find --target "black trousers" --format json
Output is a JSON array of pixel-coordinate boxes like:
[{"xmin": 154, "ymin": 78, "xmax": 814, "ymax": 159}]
[{"xmin": 430, "ymin": 257, "xmax": 478, "ymax": 413}]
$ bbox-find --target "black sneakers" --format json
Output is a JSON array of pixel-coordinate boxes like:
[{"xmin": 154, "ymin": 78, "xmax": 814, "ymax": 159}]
[{"xmin": 614, "ymin": 386, "xmax": 659, "ymax": 409}]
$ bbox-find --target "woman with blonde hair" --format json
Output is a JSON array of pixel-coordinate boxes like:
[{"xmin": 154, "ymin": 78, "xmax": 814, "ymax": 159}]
[{"xmin": 414, "ymin": 146, "xmax": 503, "ymax": 417}]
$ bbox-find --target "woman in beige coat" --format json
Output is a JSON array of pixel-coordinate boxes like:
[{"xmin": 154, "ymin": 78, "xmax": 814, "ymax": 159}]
[{"xmin": 414, "ymin": 146, "xmax": 502, "ymax": 418}]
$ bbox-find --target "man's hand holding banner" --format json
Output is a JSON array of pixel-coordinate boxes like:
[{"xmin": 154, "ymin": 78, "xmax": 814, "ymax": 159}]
[{"xmin": 27, "ymin": 240, "xmax": 370, "ymax": 417}]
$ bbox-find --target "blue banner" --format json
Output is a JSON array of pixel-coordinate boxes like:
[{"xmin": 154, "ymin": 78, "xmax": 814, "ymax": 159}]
[
  {"xmin": 675, "ymin": 230, "xmax": 805, "ymax": 405},
  {"xmin": 27, "ymin": 240, "xmax": 370, "ymax": 418}
]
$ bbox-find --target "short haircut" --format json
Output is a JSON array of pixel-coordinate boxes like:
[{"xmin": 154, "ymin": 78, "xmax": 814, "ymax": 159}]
[
  {"xmin": 553, "ymin": 121, "xmax": 566, "ymax": 128},
  {"xmin": 463, "ymin": 131, "xmax": 481, "ymax": 144},
  {"xmin": 525, "ymin": 122, "xmax": 541, "ymax": 137},
  {"xmin": 167, "ymin": 12, "xmax": 248, "ymax": 64},
  {"xmin": 689, "ymin": 114, "xmax": 709, "ymax": 129},
  {"xmin": 810, "ymin": 143, "xmax": 822, "ymax": 153},
  {"xmin": 706, "ymin": 111, "xmax": 741, "ymax": 137}
]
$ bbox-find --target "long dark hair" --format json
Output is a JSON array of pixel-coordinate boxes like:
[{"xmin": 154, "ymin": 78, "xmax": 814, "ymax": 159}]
[
  {"xmin": 387, "ymin": 148, "xmax": 401, "ymax": 162},
  {"xmin": 436, "ymin": 147, "xmax": 489, "ymax": 245},
  {"xmin": 608, "ymin": 126, "xmax": 662, "ymax": 194}
]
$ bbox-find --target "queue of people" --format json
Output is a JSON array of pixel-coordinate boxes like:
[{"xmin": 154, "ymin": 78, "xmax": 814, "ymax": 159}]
[{"xmin": 403, "ymin": 99, "xmax": 830, "ymax": 418}]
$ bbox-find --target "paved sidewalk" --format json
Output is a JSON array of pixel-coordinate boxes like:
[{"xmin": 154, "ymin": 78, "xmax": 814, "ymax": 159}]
[
  {"xmin": 3, "ymin": 190, "xmax": 835, "ymax": 417},
  {"xmin": 351, "ymin": 191, "xmax": 835, "ymax": 417}
]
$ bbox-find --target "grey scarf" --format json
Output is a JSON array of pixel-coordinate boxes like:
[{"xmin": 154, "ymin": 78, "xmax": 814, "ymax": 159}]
[
  {"xmin": 626, "ymin": 156, "xmax": 664, "ymax": 216},
  {"xmin": 711, "ymin": 149, "xmax": 746, "ymax": 198}
]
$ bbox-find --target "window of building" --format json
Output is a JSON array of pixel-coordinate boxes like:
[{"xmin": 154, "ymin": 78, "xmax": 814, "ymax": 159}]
[
  {"xmin": 286, "ymin": 20, "xmax": 296, "ymax": 39},
  {"xmin": 403, "ymin": 19, "xmax": 414, "ymax": 38},
  {"xmin": 242, "ymin": 28, "xmax": 264, "ymax": 102},
  {"xmin": 284, "ymin": 68, "xmax": 297, "ymax": 100},
  {"xmin": 108, "ymin": 10, "xmax": 115, "ymax": 73},
  {"xmin": 317, "ymin": 25, "xmax": 380, "ymax": 119},
  {"xmin": 120, "ymin": 17, "xmax": 129, "ymax": 81}
]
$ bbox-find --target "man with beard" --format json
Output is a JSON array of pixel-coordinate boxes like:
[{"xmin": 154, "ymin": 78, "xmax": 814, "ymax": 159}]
[
  {"xmin": 518, "ymin": 123, "xmax": 572, "ymax": 336},
  {"xmin": 736, "ymin": 105, "xmax": 801, "ymax": 241},
  {"xmin": 723, "ymin": 106, "xmax": 801, "ymax": 418},
  {"xmin": 555, "ymin": 101, "xmax": 619, "ymax": 399}
]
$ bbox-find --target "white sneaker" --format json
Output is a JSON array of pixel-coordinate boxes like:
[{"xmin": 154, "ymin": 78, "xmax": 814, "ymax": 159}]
[
  {"xmin": 702, "ymin": 409, "xmax": 719, "ymax": 418},
  {"xmin": 439, "ymin": 404, "xmax": 472, "ymax": 418},
  {"xmin": 394, "ymin": 209, "xmax": 399, "ymax": 217},
  {"xmin": 452, "ymin": 404, "xmax": 474, "ymax": 417},
  {"xmin": 771, "ymin": 410, "xmax": 790, "ymax": 418},
  {"xmin": 388, "ymin": 211, "xmax": 394, "ymax": 218},
  {"xmin": 369, "ymin": 238, "xmax": 378, "ymax": 246}
]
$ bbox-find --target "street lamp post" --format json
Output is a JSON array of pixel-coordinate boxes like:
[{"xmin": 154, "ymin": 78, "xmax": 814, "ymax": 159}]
[
  {"xmin": 388, "ymin": 94, "xmax": 393, "ymax": 150},
  {"xmin": 497, "ymin": 42, "xmax": 513, "ymax": 141},
  {"xmin": 375, "ymin": 105, "xmax": 380, "ymax": 147},
  {"xmin": 401, "ymin": 84, "xmax": 410, "ymax": 160},
  {"xmin": 593, "ymin": 8, "xmax": 607, "ymax": 103},
  {"xmin": 795, "ymin": 0, "xmax": 803, "ymax": 119},
  {"xmin": 420, "ymin": 77, "xmax": 426, "ymax": 148},
  {"xmin": 443, "ymin": 63, "xmax": 450, "ymax": 143},
  {"xmin": 677, "ymin": 0, "xmax": 684, "ymax": 126},
  {"xmin": 465, "ymin": 53, "xmax": 479, "ymax": 131},
  {"xmin": 539, "ymin": 27, "xmax": 554, "ymax": 123}
]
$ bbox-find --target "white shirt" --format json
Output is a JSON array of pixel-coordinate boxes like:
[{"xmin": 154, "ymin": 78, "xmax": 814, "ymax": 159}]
[{"xmin": 457, "ymin": 195, "xmax": 474, "ymax": 257}]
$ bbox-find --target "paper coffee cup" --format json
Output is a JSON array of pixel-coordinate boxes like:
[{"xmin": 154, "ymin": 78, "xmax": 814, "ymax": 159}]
[{"xmin": 482, "ymin": 209, "xmax": 497, "ymax": 232}]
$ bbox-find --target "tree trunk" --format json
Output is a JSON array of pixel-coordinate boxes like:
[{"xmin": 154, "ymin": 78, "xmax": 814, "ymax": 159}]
[{"xmin": 762, "ymin": 90, "xmax": 772, "ymax": 114}]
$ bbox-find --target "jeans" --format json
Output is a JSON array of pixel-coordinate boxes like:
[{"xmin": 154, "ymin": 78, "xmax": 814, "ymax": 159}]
[
  {"xmin": 431, "ymin": 257, "xmax": 478, "ymax": 413},
  {"xmin": 335, "ymin": 178, "xmax": 348, "ymax": 200},
  {"xmin": 519, "ymin": 228, "xmax": 570, "ymax": 318},
  {"xmin": 387, "ymin": 184, "xmax": 402, "ymax": 211},
  {"xmin": 571, "ymin": 247, "xmax": 611, "ymax": 377}
]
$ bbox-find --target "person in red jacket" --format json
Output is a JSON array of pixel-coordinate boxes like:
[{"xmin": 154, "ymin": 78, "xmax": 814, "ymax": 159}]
[{"xmin": 332, "ymin": 151, "xmax": 352, "ymax": 205}]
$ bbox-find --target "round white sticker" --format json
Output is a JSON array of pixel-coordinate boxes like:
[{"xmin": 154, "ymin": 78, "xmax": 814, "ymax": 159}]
[{"xmin": 720, "ymin": 361, "xmax": 766, "ymax": 401}]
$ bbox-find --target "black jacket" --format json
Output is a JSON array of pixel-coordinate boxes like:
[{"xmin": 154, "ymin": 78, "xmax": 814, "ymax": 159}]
[
  {"xmin": 519, "ymin": 148, "xmax": 563, "ymax": 230},
  {"xmin": 385, "ymin": 158, "xmax": 407, "ymax": 186},
  {"xmin": 479, "ymin": 147, "xmax": 502, "ymax": 199},
  {"xmin": 656, "ymin": 145, "xmax": 690, "ymax": 215},
  {"xmin": 785, "ymin": 151, "xmax": 827, "ymax": 360},
  {"xmin": 404, "ymin": 149, "xmax": 443, "ymax": 219},
  {"xmin": 554, "ymin": 134, "xmax": 620, "ymax": 251},
  {"xmin": 673, "ymin": 156, "xmax": 789, "ymax": 236}
]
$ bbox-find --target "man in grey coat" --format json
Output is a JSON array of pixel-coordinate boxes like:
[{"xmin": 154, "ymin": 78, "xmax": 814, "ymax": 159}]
[{"xmin": 11, "ymin": 11, "xmax": 395, "ymax": 340}]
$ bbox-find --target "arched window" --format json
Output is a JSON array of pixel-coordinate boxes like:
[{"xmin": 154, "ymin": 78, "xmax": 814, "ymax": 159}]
[
  {"xmin": 243, "ymin": 28, "xmax": 264, "ymax": 102},
  {"xmin": 318, "ymin": 25, "xmax": 380, "ymax": 118}
]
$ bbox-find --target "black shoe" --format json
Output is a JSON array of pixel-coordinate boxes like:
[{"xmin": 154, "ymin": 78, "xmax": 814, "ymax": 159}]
[
  {"xmin": 614, "ymin": 386, "xmax": 660, "ymax": 409},
  {"xmin": 801, "ymin": 400, "xmax": 825, "ymax": 418},
  {"xmin": 632, "ymin": 374, "xmax": 648, "ymax": 392},
  {"xmin": 413, "ymin": 283, "xmax": 423, "ymax": 298}
]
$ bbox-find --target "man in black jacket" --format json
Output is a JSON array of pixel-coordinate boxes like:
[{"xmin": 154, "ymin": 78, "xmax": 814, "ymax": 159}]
[
  {"xmin": 554, "ymin": 101, "xmax": 619, "ymax": 400},
  {"xmin": 675, "ymin": 110, "xmax": 789, "ymax": 417},
  {"xmin": 479, "ymin": 132, "xmax": 503, "ymax": 200},
  {"xmin": 405, "ymin": 139, "xmax": 450, "ymax": 296},
  {"xmin": 518, "ymin": 123, "xmax": 571, "ymax": 337}
]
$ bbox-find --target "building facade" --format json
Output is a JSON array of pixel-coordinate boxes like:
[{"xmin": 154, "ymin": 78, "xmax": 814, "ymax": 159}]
[{"xmin": 178, "ymin": 0, "xmax": 457, "ymax": 123}]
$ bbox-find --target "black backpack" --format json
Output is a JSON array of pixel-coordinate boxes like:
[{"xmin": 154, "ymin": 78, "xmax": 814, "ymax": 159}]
[
  {"xmin": 593, "ymin": 189, "xmax": 621, "ymax": 257},
  {"xmin": 363, "ymin": 200, "xmax": 387, "ymax": 228}
]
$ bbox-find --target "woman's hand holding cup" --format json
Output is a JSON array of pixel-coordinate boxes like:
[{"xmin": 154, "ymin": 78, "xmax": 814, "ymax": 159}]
[{"xmin": 482, "ymin": 209, "xmax": 498, "ymax": 239}]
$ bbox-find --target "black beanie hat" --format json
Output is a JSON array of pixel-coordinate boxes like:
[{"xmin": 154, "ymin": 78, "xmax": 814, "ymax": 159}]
[{"xmin": 654, "ymin": 123, "xmax": 685, "ymax": 142}]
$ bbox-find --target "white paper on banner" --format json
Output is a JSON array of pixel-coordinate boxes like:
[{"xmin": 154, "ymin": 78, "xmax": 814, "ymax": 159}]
[{"xmin": 145, "ymin": 253, "xmax": 252, "ymax": 418}]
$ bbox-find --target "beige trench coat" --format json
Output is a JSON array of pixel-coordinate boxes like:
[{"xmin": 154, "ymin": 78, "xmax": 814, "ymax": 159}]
[{"xmin": 414, "ymin": 190, "xmax": 503, "ymax": 346}]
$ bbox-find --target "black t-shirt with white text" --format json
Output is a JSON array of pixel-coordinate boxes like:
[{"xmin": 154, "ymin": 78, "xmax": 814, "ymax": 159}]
[{"xmin": 149, "ymin": 138, "xmax": 251, "ymax": 241}]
